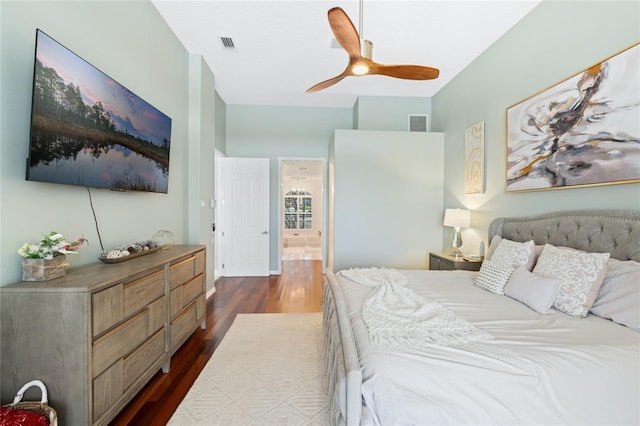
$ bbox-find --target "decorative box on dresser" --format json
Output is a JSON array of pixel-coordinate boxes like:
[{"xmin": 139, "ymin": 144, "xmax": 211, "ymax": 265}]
[
  {"xmin": 0, "ymin": 245, "xmax": 206, "ymax": 426},
  {"xmin": 429, "ymin": 251, "xmax": 482, "ymax": 271}
]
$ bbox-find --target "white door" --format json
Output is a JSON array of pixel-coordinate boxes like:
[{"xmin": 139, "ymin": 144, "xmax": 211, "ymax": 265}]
[{"xmin": 221, "ymin": 157, "xmax": 270, "ymax": 276}]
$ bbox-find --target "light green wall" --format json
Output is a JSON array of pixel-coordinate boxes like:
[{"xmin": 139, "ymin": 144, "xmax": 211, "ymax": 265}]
[
  {"xmin": 356, "ymin": 95, "xmax": 432, "ymax": 131},
  {"xmin": 188, "ymin": 53, "xmax": 217, "ymax": 293},
  {"xmin": 215, "ymin": 91, "xmax": 227, "ymax": 154},
  {"xmin": 432, "ymin": 0, "xmax": 640, "ymax": 254},
  {"xmin": 226, "ymin": 105, "xmax": 352, "ymax": 271},
  {"xmin": 330, "ymin": 130, "xmax": 444, "ymax": 272},
  {"xmin": 0, "ymin": 1, "xmax": 215, "ymax": 285}
]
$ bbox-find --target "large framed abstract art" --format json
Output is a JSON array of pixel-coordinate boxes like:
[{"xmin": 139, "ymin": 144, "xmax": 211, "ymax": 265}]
[{"xmin": 506, "ymin": 43, "xmax": 639, "ymax": 192}]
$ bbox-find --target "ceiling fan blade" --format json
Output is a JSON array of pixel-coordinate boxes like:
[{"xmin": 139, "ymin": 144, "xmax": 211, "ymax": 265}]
[
  {"xmin": 306, "ymin": 72, "xmax": 349, "ymax": 93},
  {"xmin": 307, "ymin": 6, "xmax": 440, "ymax": 94},
  {"xmin": 328, "ymin": 7, "xmax": 361, "ymax": 59},
  {"xmin": 372, "ymin": 64, "xmax": 440, "ymax": 80}
]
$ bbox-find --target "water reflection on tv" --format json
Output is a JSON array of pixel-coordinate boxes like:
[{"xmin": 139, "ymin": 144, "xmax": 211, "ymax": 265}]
[{"xmin": 26, "ymin": 29, "xmax": 172, "ymax": 193}]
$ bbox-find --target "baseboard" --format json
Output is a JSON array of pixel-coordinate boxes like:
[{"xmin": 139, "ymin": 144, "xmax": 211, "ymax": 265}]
[{"xmin": 206, "ymin": 287, "xmax": 216, "ymax": 299}]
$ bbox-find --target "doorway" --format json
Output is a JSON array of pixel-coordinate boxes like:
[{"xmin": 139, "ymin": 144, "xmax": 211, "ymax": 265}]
[{"xmin": 279, "ymin": 159, "xmax": 325, "ymax": 263}]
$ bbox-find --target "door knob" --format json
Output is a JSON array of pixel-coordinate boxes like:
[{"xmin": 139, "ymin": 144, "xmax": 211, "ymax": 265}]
[{"xmin": 262, "ymin": 231, "xmax": 269, "ymax": 235}]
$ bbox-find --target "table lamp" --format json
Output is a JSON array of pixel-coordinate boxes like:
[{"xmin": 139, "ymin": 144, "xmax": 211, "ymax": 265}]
[{"xmin": 443, "ymin": 208, "xmax": 471, "ymax": 256}]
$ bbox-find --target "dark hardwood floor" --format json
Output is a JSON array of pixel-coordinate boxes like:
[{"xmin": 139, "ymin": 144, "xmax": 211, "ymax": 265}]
[{"xmin": 110, "ymin": 259, "xmax": 324, "ymax": 425}]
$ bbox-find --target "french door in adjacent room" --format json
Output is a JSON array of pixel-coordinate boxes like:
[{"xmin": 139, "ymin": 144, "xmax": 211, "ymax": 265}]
[{"xmin": 221, "ymin": 157, "xmax": 270, "ymax": 276}]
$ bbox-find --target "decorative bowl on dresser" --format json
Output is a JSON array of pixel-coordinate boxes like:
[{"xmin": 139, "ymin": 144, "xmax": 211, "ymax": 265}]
[{"xmin": 0, "ymin": 245, "xmax": 206, "ymax": 426}]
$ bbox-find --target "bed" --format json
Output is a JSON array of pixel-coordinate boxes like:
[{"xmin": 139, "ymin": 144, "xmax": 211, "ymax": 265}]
[{"xmin": 323, "ymin": 210, "xmax": 640, "ymax": 426}]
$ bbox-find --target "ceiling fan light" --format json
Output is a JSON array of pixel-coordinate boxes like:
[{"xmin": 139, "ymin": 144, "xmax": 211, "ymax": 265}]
[{"xmin": 352, "ymin": 64, "xmax": 369, "ymax": 75}]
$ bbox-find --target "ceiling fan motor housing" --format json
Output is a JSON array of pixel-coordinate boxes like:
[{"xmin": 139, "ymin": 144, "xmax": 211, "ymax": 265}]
[{"xmin": 361, "ymin": 39, "xmax": 373, "ymax": 59}]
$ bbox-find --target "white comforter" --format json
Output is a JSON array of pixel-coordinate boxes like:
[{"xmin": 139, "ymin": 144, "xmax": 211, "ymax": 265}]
[{"xmin": 337, "ymin": 269, "xmax": 640, "ymax": 426}]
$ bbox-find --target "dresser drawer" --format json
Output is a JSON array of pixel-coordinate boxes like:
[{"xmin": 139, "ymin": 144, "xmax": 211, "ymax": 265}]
[
  {"xmin": 93, "ymin": 360, "xmax": 123, "ymax": 422},
  {"xmin": 147, "ymin": 297, "xmax": 166, "ymax": 334},
  {"xmin": 195, "ymin": 250, "xmax": 205, "ymax": 276},
  {"xmin": 435, "ymin": 258, "xmax": 454, "ymax": 270},
  {"xmin": 92, "ymin": 284, "xmax": 123, "ymax": 337},
  {"xmin": 169, "ymin": 286, "xmax": 183, "ymax": 318},
  {"xmin": 123, "ymin": 270, "xmax": 165, "ymax": 318},
  {"xmin": 169, "ymin": 257, "xmax": 196, "ymax": 290},
  {"xmin": 123, "ymin": 329, "xmax": 165, "ymax": 389},
  {"xmin": 183, "ymin": 276, "xmax": 203, "ymax": 307},
  {"xmin": 170, "ymin": 302, "xmax": 196, "ymax": 348},
  {"xmin": 93, "ymin": 310, "xmax": 148, "ymax": 377}
]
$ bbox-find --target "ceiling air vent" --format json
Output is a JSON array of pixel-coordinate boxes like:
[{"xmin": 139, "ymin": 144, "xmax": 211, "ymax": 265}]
[
  {"xmin": 408, "ymin": 114, "xmax": 429, "ymax": 132},
  {"xmin": 219, "ymin": 37, "xmax": 235, "ymax": 49}
]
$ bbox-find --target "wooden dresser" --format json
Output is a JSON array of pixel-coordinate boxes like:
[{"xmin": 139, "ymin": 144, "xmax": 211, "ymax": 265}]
[{"xmin": 0, "ymin": 245, "xmax": 206, "ymax": 426}]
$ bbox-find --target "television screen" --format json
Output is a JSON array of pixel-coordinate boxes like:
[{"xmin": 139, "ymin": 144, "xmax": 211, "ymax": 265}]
[{"xmin": 26, "ymin": 29, "xmax": 172, "ymax": 193}]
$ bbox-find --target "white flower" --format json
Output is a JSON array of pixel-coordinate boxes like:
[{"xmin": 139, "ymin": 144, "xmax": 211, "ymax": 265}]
[
  {"xmin": 17, "ymin": 244, "xmax": 29, "ymax": 257},
  {"xmin": 18, "ymin": 232, "xmax": 86, "ymax": 259}
]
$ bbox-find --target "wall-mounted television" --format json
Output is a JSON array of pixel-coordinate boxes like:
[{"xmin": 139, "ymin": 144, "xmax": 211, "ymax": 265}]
[{"xmin": 26, "ymin": 29, "xmax": 172, "ymax": 194}]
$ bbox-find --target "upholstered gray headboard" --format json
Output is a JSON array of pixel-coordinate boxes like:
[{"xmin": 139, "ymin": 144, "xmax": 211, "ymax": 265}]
[{"xmin": 488, "ymin": 210, "xmax": 640, "ymax": 262}]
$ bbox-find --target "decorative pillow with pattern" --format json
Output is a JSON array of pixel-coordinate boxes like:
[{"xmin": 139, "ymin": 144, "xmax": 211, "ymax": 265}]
[
  {"xmin": 490, "ymin": 239, "xmax": 536, "ymax": 271},
  {"xmin": 474, "ymin": 260, "xmax": 515, "ymax": 295},
  {"xmin": 533, "ymin": 244, "xmax": 610, "ymax": 318}
]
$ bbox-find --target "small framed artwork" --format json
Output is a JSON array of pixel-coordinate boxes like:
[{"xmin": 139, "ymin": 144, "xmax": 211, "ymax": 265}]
[
  {"xmin": 464, "ymin": 121, "xmax": 484, "ymax": 195},
  {"xmin": 506, "ymin": 42, "xmax": 639, "ymax": 192}
]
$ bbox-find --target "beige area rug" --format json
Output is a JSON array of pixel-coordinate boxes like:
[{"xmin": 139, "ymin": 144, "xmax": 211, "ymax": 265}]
[{"xmin": 168, "ymin": 313, "xmax": 329, "ymax": 425}]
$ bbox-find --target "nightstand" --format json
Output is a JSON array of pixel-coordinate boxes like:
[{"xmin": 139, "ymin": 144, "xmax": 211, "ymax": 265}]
[{"xmin": 429, "ymin": 251, "xmax": 483, "ymax": 271}]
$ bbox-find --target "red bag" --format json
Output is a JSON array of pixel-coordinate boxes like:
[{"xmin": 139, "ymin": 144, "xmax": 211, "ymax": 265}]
[
  {"xmin": 0, "ymin": 380, "xmax": 56, "ymax": 426},
  {"xmin": 0, "ymin": 406, "xmax": 49, "ymax": 426}
]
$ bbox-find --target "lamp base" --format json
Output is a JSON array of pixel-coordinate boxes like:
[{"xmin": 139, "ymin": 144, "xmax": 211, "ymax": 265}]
[{"xmin": 449, "ymin": 227, "xmax": 463, "ymax": 257}]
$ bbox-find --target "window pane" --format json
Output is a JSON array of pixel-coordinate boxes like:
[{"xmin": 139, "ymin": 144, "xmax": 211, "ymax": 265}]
[
  {"xmin": 285, "ymin": 213, "xmax": 297, "ymax": 229},
  {"xmin": 300, "ymin": 214, "xmax": 312, "ymax": 229},
  {"xmin": 284, "ymin": 197, "xmax": 298, "ymax": 212},
  {"xmin": 301, "ymin": 197, "xmax": 312, "ymax": 212}
]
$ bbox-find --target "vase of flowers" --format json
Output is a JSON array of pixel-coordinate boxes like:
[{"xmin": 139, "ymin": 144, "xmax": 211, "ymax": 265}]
[{"xmin": 18, "ymin": 232, "xmax": 86, "ymax": 281}]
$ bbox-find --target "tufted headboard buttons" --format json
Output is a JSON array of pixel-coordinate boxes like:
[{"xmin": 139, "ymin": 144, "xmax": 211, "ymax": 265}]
[{"xmin": 488, "ymin": 210, "xmax": 640, "ymax": 262}]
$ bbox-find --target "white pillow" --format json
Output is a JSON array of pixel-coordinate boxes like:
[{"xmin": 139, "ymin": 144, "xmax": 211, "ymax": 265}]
[
  {"xmin": 491, "ymin": 239, "xmax": 536, "ymax": 271},
  {"xmin": 533, "ymin": 244, "xmax": 609, "ymax": 318},
  {"xmin": 590, "ymin": 259, "xmax": 640, "ymax": 331},
  {"xmin": 504, "ymin": 267, "xmax": 562, "ymax": 314},
  {"xmin": 485, "ymin": 235, "xmax": 502, "ymax": 261},
  {"xmin": 474, "ymin": 260, "xmax": 514, "ymax": 295}
]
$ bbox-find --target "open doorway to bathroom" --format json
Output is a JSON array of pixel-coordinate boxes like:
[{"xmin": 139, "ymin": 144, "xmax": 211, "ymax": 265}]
[{"xmin": 280, "ymin": 159, "xmax": 324, "ymax": 263}]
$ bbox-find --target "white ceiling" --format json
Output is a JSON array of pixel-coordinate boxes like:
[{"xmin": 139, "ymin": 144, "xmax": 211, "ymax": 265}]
[{"xmin": 151, "ymin": 0, "xmax": 541, "ymax": 108}]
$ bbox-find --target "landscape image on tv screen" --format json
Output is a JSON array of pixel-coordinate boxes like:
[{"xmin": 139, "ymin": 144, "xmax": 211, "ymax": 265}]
[{"xmin": 27, "ymin": 29, "xmax": 172, "ymax": 193}]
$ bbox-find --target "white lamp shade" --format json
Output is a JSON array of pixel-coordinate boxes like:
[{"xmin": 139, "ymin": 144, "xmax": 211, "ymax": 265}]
[{"xmin": 443, "ymin": 208, "xmax": 471, "ymax": 228}]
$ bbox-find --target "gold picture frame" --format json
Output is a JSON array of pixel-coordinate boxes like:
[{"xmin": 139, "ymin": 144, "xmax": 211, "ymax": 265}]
[{"xmin": 506, "ymin": 42, "xmax": 639, "ymax": 192}]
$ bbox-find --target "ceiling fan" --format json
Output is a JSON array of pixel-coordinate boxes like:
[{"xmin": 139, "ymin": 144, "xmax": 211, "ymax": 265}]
[{"xmin": 306, "ymin": 3, "xmax": 440, "ymax": 93}]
